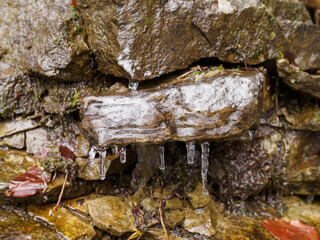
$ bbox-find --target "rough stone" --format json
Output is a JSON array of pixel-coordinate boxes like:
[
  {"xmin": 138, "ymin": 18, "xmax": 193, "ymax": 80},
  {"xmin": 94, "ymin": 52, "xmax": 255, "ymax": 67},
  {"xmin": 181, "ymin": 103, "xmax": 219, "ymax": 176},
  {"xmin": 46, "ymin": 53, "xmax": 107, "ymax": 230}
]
[
  {"xmin": 82, "ymin": 69, "xmax": 264, "ymax": 146},
  {"xmin": 0, "ymin": 0, "xmax": 91, "ymax": 81},
  {"xmin": 0, "ymin": 62, "xmax": 38, "ymax": 118},
  {"xmin": 0, "ymin": 206, "xmax": 63, "ymax": 240},
  {"xmin": 277, "ymin": 58, "xmax": 320, "ymax": 99},
  {"xmin": 182, "ymin": 200, "xmax": 217, "ymax": 237},
  {"xmin": 77, "ymin": 0, "xmax": 320, "ymax": 80},
  {"xmin": 214, "ymin": 211, "xmax": 274, "ymax": 240},
  {"xmin": 28, "ymin": 204, "xmax": 96, "ymax": 240},
  {"xmin": 86, "ymin": 195, "xmax": 135, "ymax": 236},
  {"xmin": 166, "ymin": 198, "xmax": 184, "ymax": 211},
  {"xmin": 134, "ymin": 144, "xmax": 160, "ymax": 188},
  {"xmin": 187, "ymin": 182, "xmax": 211, "ymax": 209},
  {"xmin": 283, "ymin": 196, "xmax": 320, "ymax": 232},
  {"xmin": 77, "ymin": 126, "xmax": 90, "ymax": 157},
  {"xmin": 26, "ymin": 127, "xmax": 59, "ymax": 155},
  {"xmin": 210, "ymin": 125, "xmax": 320, "ymax": 199},
  {"xmin": 0, "ymin": 117, "xmax": 41, "ymax": 138},
  {"xmin": 165, "ymin": 210, "xmax": 185, "ymax": 229},
  {"xmin": 0, "ymin": 132, "xmax": 25, "ymax": 149}
]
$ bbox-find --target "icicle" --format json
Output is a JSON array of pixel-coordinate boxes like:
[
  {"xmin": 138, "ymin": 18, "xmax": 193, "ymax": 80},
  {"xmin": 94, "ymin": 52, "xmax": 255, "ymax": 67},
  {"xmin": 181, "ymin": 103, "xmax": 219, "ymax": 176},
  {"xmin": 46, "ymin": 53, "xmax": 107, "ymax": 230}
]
[
  {"xmin": 201, "ymin": 141, "xmax": 210, "ymax": 195},
  {"xmin": 112, "ymin": 145, "xmax": 119, "ymax": 155},
  {"xmin": 128, "ymin": 81, "xmax": 139, "ymax": 91},
  {"xmin": 98, "ymin": 149, "xmax": 107, "ymax": 180},
  {"xmin": 87, "ymin": 146, "xmax": 97, "ymax": 165},
  {"xmin": 120, "ymin": 146, "xmax": 126, "ymax": 164},
  {"xmin": 186, "ymin": 140, "xmax": 196, "ymax": 165},
  {"xmin": 159, "ymin": 144, "xmax": 165, "ymax": 171}
]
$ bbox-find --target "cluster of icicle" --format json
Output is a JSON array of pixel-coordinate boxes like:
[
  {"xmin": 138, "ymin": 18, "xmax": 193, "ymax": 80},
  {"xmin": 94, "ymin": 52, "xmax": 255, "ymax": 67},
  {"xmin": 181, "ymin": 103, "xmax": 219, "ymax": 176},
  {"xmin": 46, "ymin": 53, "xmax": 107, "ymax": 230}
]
[
  {"xmin": 86, "ymin": 82, "xmax": 210, "ymax": 195},
  {"xmin": 87, "ymin": 141, "xmax": 210, "ymax": 195}
]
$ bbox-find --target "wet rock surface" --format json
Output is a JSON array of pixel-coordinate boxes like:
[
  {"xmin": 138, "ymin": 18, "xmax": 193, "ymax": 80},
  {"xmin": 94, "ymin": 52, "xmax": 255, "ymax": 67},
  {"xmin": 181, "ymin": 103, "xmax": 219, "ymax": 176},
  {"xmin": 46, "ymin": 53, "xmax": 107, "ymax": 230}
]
[
  {"xmin": 28, "ymin": 203, "xmax": 96, "ymax": 240},
  {"xmin": 0, "ymin": 0, "xmax": 91, "ymax": 81},
  {"xmin": 86, "ymin": 195, "xmax": 135, "ymax": 236},
  {"xmin": 77, "ymin": 0, "xmax": 320, "ymax": 80},
  {"xmin": 82, "ymin": 69, "xmax": 264, "ymax": 146},
  {"xmin": 1, "ymin": 0, "xmax": 320, "ymax": 239}
]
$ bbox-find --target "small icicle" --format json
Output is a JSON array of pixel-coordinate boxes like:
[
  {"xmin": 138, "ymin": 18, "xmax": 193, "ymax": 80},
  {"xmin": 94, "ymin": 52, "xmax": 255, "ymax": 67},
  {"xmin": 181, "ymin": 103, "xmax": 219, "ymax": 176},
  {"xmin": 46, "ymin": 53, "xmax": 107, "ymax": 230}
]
[
  {"xmin": 120, "ymin": 146, "xmax": 126, "ymax": 164},
  {"xmin": 87, "ymin": 146, "xmax": 97, "ymax": 165},
  {"xmin": 128, "ymin": 81, "xmax": 139, "ymax": 91},
  {"xmin": 159, "ymin": 143, "xmax": 165, "ymax": 171},
  {"xmin": 201, "ymin": 141, "xmax": 210, "ymax": 195},
  {"xmin": 112, "ymin": 145, "xmax": 119, "ymax": 155},
  {"xmin": 186, "ymin": 140, "xmax": 196, "ymax": 165},
  {"xmin": 98, "ymin": 148, "xmax": 107, "ymax": 180}
]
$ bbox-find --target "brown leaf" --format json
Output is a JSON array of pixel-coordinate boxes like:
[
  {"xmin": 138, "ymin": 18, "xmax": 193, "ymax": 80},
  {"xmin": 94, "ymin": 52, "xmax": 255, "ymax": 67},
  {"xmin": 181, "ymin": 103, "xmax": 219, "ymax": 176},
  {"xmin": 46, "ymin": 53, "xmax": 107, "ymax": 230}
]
[
  {"xmin": 9, "ymin": 166, "xmax": 50, "ymax": 198},
  {"xmin": 262, "ymin": 219, "xmax": 319, "ymax": 240},
  {"xmin": 59, "ymin": 139, "xmax": 77, "ymax": 160}
]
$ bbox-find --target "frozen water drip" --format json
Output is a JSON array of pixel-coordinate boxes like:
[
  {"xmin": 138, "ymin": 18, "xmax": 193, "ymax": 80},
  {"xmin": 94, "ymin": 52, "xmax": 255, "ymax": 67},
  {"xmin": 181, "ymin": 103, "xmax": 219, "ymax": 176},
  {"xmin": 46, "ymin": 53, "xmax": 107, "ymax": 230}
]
[
  {"xmin": 159, "ymin": 144, "xmax": 165, "ymax": 171},
  {"xmin": 88, "ymin": 146, "xmax": 97, "ymax": 165},
  {"xmin": 201, "ymin": 141, "xmax": 210, "ymax": 195},
  {"xmin": 98, "ymin": 148, "xmax": 107, "ymax": 180},
  {"xmin": 120, "ymin": 146, "xmax": 126, "ymax": 164},
  {"xmin": 186, "ymin": 140, "xmax": 196, "ymax": 164}
]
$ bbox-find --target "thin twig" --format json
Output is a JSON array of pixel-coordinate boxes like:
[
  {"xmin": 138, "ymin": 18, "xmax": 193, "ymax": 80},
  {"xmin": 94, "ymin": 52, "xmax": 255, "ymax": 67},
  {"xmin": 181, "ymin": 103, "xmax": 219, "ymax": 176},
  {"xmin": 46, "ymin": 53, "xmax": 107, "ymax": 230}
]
[
  {"xmin": 159, "ymin": 179, "xmax": 169, "ymax": 240},
  {"xmin": 49, "ymin": 171, "xmax": 68, "ymax": 216}
]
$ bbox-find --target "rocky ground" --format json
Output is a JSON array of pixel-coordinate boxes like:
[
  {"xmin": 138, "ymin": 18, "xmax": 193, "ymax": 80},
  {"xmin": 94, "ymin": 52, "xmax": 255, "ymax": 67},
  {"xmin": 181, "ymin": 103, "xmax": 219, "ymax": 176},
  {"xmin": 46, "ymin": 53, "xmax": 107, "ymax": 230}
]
[{"xmin": 1, "ymin": 0, "xmax": 320, "ymax": 239}]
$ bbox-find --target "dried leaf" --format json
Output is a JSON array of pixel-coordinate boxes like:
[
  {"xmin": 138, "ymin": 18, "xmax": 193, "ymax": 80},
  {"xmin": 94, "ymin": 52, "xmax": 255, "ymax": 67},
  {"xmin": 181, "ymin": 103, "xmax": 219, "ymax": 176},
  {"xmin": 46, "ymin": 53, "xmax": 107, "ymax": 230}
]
[
  {"xmin": 9, "ymin": 166, "xmax": 50, "ymax": 198},
  {"xmin": 59, "ymin": 139, "xmax": 77, "ymax": 160},
  {"xmin": 262, "ymin": 219, "xmax": 319, "ymax": 240}
]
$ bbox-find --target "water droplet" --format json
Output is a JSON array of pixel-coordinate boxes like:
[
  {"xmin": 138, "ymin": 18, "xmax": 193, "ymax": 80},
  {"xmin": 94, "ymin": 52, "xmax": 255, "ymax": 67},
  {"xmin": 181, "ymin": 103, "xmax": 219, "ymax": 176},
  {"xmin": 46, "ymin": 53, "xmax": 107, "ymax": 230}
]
[
  {"xmin": 186, "ymin": 140, "xmax": 196, "ymax": 165},
  {"xmin": 88, "ymin": 146, "xmax": 97, "ymax": 165},
  {"xmin": 159, "ymin": 144, "xmax": 165, "ymax": 171},
  {"xmin": 112, "ymin": 145, "xmax": 119, "ymax": 155},
  {"xmin": 201, "ymin": 141, "xmax": 210, "ymax": 195},
  {"xmin": 128, "ymin": 81, "xmax": 139, "ymax": 90},
  {"xmin": 120, "ymin": 146, "xmax": 126, "ymax": 164},
  {"xmin": 98, "ymin": 149, "xmax": 107, "ymax": 180}
]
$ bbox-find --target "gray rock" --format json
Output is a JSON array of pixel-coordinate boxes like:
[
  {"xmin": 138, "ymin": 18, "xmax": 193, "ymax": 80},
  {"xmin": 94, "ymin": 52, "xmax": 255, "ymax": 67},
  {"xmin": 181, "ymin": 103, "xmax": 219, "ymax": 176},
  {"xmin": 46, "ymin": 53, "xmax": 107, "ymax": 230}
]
[
  {"xmin": 0, "ymin": 0, "xmax": 91, "ymax": 82},
  {"xmin": 277, "ymin": 58, "xmax": 320, "ymax": 99},
  {"xmin": 0, "ymin": 117, "xmax": 41, "ymax": 138},
  {"xmin": 25, "ymin": 127, "xmax": 59, "ymax": 155},
  {"xmin": 81, "ymin": 69, "xmax": 264, "ymax": 146},
  {"xmin": 77, "ymin": 0, "xmax": 282, "ymax": 80},
  {"xmin": 77, "ymin": 0, "xmax": 320, "ymax": 80},
  {"xmin": 210, "ymin": 125, "xmax": 320, "ymax": 199},
  {"xmin": 0, "ymin": 132, "xmax": 25, "ymax": 149},
  {"xmin": 134, "ymin": 144, "xmax": 160, "ymax": 188}
]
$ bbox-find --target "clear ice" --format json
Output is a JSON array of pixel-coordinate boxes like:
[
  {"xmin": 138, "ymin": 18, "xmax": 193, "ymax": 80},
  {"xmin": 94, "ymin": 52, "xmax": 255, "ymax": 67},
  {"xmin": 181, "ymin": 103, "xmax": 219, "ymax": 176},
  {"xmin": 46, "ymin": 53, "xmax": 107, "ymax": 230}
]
[
  {"xmin": 128, "ymin": 81, "xmax": 139, "ymax": 91},
  {"xmin": 88, "ymin": 146, "xmax": 97, "ymax": 165},
  {"xmin": 98, "ymin": 148, "xmax": 107, "ymax": 180},
  {"xmin": 159, "ymin": 144, "xmax": 165, "ymax": 171},
  {"xmin": 186, "ymin": 140, "xmax": 196, "ymax": 165},
  {"xmin": 120, "ymin": 146, "xmax": 126, "ymax": 164},
  {"xmin": 201, "ymin": 141, "xmax": 210, "ymax": 195}
]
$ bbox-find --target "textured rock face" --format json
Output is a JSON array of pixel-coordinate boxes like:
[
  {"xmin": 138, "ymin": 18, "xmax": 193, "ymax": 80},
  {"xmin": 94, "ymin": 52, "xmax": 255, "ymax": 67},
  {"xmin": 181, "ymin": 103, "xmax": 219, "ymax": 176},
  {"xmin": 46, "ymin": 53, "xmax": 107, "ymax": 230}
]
[
  {"xmin": 277, "ymin": 58, "xmax": 320, "ymax": 99},
  {"xmin": 0, "ymin": 0, "xmax": 91, "ymax": 81},
  {"xmin": 81, "ymin": 69, "xmax": 264, "ymax": 146},
  {"xmin": 77, "ymin": 0, "xmax": 320, "ymax": 80},
  {"xmin": 210, "ymin": 125, "xmax": 320, "ymax": 199},
  {"xmin": 78, "ymin": 0, "xmax": 281, "ymax": 80}
]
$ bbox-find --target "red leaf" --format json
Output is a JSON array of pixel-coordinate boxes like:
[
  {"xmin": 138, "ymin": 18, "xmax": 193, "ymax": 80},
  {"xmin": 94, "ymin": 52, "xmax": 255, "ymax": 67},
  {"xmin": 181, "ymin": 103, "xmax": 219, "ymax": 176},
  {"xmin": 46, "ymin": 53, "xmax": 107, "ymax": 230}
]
[
  {"xmin": 9, "ymin": 166, "xmax": 50, "ymax": 198},
  {"xmin": 71, "ymin": 0, "xmax": 76, "ymax": 7},
  {"xmin": 59, "ymin": 139, "xmax": 77, "ymax": 160},
  {"xmin": 262, "ymin": 219, "xmax": 319, "ymax": 240}
]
